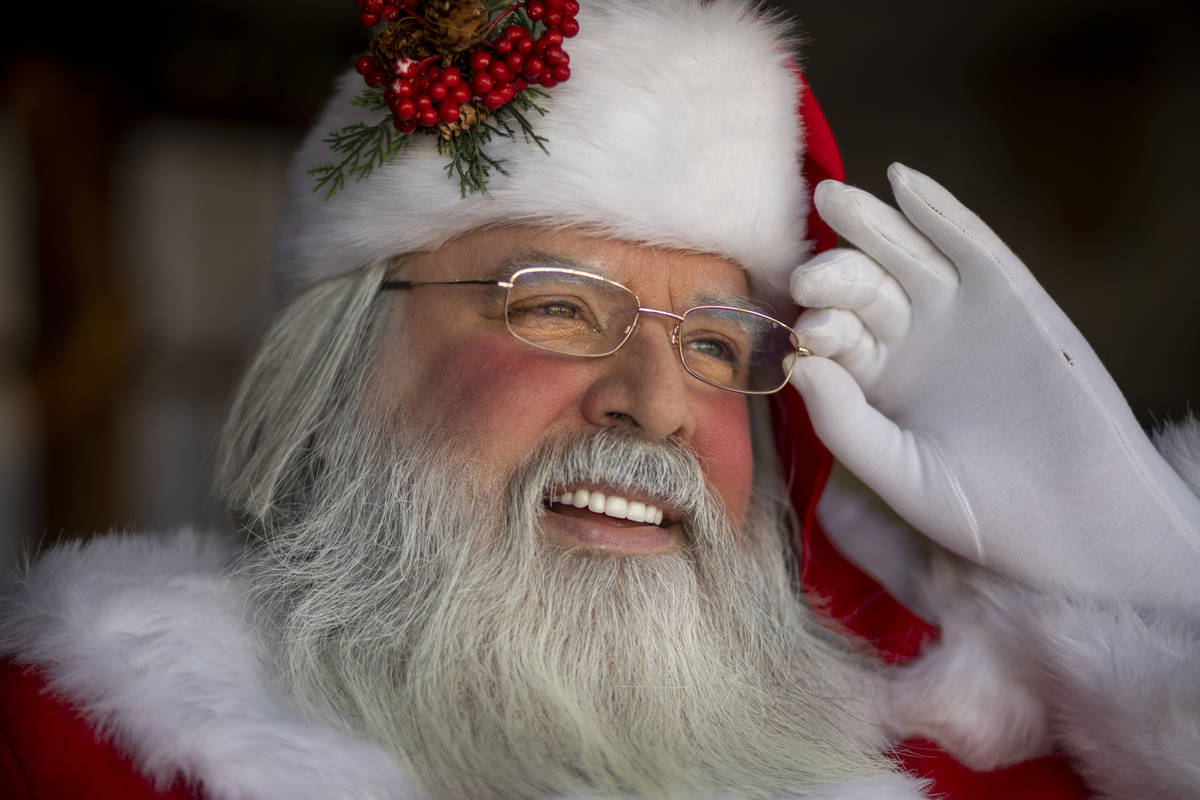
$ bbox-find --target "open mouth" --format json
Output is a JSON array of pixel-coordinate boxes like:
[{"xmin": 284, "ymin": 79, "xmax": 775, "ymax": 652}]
[{"xmin": 543, "ymin": 486, "xmax": 675, "ymax": 528}]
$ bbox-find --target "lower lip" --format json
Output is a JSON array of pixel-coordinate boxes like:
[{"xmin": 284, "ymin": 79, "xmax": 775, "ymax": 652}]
[{"xmin": 541, "ymin": 505, "xmax": 680, "ymax": 555}]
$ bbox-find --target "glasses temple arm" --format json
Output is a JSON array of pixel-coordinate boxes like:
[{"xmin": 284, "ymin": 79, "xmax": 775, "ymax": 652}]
[{"xmin": 379, "ymin": 279, "xmax": 510, "ymax": 291}]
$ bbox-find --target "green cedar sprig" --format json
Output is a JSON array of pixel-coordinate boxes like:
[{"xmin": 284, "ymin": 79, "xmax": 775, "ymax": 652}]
[
  {"xmin": 437, "ymin": 89, "xmax": 550, "ymax": 196},
  {"xmin": 312, "ymin": 88, "xmax": 551, "ymax": 198},
  {"xmin": 308, "ymin": 90, "xmax": 409, "ymax": 200}
]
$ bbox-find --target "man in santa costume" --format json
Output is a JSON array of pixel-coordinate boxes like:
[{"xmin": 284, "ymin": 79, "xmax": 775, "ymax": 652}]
[{"xmin": 2, "ymin": 1, "xmax": 1198, "ymax": 798}]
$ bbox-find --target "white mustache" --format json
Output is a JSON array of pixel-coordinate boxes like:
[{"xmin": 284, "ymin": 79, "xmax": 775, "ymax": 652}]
[{"xmin": 510, "ymin": 429, "xmax": 716, "ymax": 537}]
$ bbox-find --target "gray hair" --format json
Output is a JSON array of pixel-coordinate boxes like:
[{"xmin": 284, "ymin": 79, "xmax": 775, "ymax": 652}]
[{"xmin": 215, "ymin": 263, "xmax": 390, "ymax": 530}]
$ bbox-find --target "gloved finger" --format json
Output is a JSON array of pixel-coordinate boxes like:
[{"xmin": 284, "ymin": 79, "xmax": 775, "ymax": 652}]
[
  {"xmin": 787, "ymin": 355, "xmax": 984, "ymax": 563},
  {"xmin": 887, "ymin": 163, "xmax": 1036, "ymax": 294},
  {"xmin": 793, "ymin": 307, "xmax": 886, "ymax": 388},
  {"xmin": 786, "ymin": 354, "xmax": 905, "ymax": 477},
  {"xmin": 789, "ymin": 248, "xmax": 912, "ymax": 347},
  {"xmin": 814, "ymin": 179, "xmax": 959, "ymax": 309}
]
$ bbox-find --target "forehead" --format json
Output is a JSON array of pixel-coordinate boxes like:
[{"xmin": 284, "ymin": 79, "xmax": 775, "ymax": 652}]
[{"xmin": 402, "ymin": 226, "xmax": 753, "ymax": 304}]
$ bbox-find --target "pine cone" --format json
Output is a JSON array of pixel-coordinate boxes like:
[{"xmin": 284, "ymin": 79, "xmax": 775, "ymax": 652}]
[
  {"xmin": 437, "ymin": 101, "xmax": 490, "ymax": 139},
  {"xmin": 423, "ymin": 0, "xmax": 488, "ymax": 53},
  {"xmin": 372, "ymin": 18, "xmax": 434, "ymax": 65}
]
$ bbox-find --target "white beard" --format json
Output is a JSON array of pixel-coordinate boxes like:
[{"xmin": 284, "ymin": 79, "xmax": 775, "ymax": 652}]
[{"xmin": 237, "ymin": 411, "xmax": 897, "ymax": 799}]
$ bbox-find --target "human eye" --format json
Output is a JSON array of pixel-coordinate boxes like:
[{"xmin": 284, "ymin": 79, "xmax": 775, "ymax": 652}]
[
  {"xmin": 682, "ymin": 331, "xmax": 747, "ymax": 366},
  {"xmin": 507, "ymin": 294, "xmax": 595, "ymax": 325},
  {"xmin": 510, "ymin": 296, "xmax": 586, "ymax": 320},
  {"xmin": 504, "ymin": 292, "xmax": 608, "ymax": 351}
]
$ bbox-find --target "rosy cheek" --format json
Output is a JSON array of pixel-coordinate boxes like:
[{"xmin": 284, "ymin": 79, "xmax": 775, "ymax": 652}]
[
  {"xmin": 689, "ymin": 394, "xmax": 755, "ymax": 525},
  {"xmin": 416, "ymin": 335, "xmax": 582, "ymax": 460}
]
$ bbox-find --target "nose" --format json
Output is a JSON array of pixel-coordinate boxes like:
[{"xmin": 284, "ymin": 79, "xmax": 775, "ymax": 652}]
[{"xmin": 579, "ymin": 313, "xmax": 696, "ymax": 441}]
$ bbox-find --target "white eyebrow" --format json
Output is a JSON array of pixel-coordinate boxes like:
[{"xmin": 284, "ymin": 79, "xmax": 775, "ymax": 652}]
[
  {"xmin": 493, "ymin": 250, "xmax": 614, "ymax": 280},
  {"xmin": 494, "ymin": 249, "xmax": 765, "ymax": 312}
]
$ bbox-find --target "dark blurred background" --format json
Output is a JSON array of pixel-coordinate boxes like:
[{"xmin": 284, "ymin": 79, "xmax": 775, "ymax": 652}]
[{"xmin": 1, "ymin": 0, "xmax": 1197, "ymax": 566}]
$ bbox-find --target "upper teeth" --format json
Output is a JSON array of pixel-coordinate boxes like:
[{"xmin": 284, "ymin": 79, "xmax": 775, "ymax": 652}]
[{"xmin": 555, "ymin": 489, "xmax": 665, "ymax": 526}]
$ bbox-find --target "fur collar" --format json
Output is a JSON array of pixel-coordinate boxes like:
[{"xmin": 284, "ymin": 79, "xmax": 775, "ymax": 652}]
[
  {"xmin": 0, "ymin": 530, "xmax": 422, "ymax": 799},
  {"xmin": 0, "ymin": 530, "xmax": 929, "ymax": 800}
]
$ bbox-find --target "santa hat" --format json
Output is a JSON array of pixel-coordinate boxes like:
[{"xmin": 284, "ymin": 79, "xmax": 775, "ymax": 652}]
[{"xmin": 271, "ymin": 0, "xmax": 833, "ymax": 311}]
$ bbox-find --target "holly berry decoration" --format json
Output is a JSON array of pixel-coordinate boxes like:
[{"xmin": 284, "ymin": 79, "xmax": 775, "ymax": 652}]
[{"xmin": 311, "ymin": 0, "xmax": 580, "ymax": 198}]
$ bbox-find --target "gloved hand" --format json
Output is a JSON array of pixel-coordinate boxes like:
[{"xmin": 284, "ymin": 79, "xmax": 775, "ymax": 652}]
[{"xmin": 787, "ymin": 163, "xmax": 1200, "ymax": 611}]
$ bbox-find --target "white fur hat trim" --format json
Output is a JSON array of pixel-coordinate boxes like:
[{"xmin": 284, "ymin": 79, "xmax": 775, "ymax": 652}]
[{"xmin": 272, "ymin": 0, "xmax": 809, "ymax": 309}]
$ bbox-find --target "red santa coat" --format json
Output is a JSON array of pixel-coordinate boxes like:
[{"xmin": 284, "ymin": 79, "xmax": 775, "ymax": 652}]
[
  {"xmin": 0, "ymin": 505, "xmax": 1092, "ymax": 800},
  {"xmin": 0, "ymin": 393, "xmax": 1095, "ymax": 799},
  {"xmin": 0, "ymin": 517, "xmax": 1090, "ymax": 800}
]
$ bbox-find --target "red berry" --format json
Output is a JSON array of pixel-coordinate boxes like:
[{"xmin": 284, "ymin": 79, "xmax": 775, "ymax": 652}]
[
  {"xmin": 504, "ymin": 24, "xmax": 525, "ymax": 40},
  {"xmin": 441, "ymin": 66, "xmax": 462, "ymax": 87},
  {"xmin": 483, "ymin": 90, "xmax": 506, "ymax": 109},
  {"xmin": 384, "ymin": 88, "xmax": 397, "ymax": 104},
  {"xmin": 545, "ymin": 0, "xmax": 563, "ymax": 10},
  {"xmin": 522, "ymin": 56, "xmax": 544, "ymax": 78},
  {"xmin": 355, "ymin": 55, "xmax": 376, "ymax": 75},
  {"xmin": 489, "ymin": 62, "xmax": 513, "ymax": 82},
  {"xmin": 392, "ymin": 78, "xmax": 414, "ymax": 97},
  {"xmin": 360, "ymin": 11, "xmax": 380, "ymax": 26},
  {"xmin": 544, "ymin": 10, "xmax": 562, "ymax": 27},
  {"xmin": 499, "ymin": 84, "xmax": 516, "ymax": 103},
  {"xmin": 506, "ymin": 52, "xmax": 524, "ymax": 72},
  {"xmin": 552, "ymin": 64, "xmax": 570, "ymax": 82},
  {"xmin": 518, "ymin": 37, "xmax": 533, "ymax": 54},
  {"xmin": 395, "ymin": 58, "xmax": 419, "ymax": 79},
  {"xmin": 539, "ymin": 69, "xmax": 557, "ymax": 87},
  {"xmin": 527, "ymin": 1, "xmax": 544, "ymax": 20},
  {"xmin": 400, "ymin": 0, "xmax": 418, "ymax": 8},
  {"xmin": 381, "ymin": 4, "xmax": 399, "ymax": 20},
  {"xmin": 394, "ymin": 117, "xmax": 418, "ymax": 133},
  {"xmin": 544, "ymin": 46, "xmax": 566, "ymax": 66},
  {"xmin": 495, "ymin": 38, "xmax": 513, "ymax": 54},
  {"xmin": 469, "ymin": 50, "xmax": 491, "ymax": 71},
  {"xmin": 541, "ymin": 30, "xmax": 564, "ymax": 47},
  {"xmin": 563, "ymin": 0, "xmax": 579, "ymax": 15},
  {"xmin": 365, "ymin": 70, "xmax": 387, "ymax": 87},
  {"xmin": 416, "ymin": 94, "xmax": 433, "ymax": 111},
  {"xmin": 365, "ymin": 0, "xmax": 383, "ymax": 12},
  {"xmin": 427, "ymin": 66, "xmax": 442, "ymax": 81},
  {"xmin": 452, "ymin": 83, "xmax": 472, "ymax": 103},
  {"xmin": 559, "ymin": 18, "xmax": 579, "ymax": 37},
  {"xmin": 470, "ymin": 72, "xmax": 494, "ymax": 94},
  {"xmin": 395, "ymin": 99, "xmax": 416, "ymax": 119},
  {"xmin": 514, "ymin": 77, "xmax": 528, "ymax": 91},
  {"xmin": 429, "ymin": 82, "xmax": 447, "ymax": 101},
  {"xmin": 437, "ymin": 100, "xmax": 460, "ymax": 123},
  {"xmin": 419, "ymin": 109, "xmax": 438, "ymax": 126}
]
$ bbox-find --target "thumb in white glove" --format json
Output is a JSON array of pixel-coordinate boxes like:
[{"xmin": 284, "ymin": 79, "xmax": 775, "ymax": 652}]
[{"xmin": 787, "ymin": 163, "xmax": 1200, "ymax": 611}]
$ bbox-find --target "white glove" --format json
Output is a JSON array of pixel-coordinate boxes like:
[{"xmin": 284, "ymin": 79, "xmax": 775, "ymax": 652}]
[{"xmin": 787, "ymin": 163, "xmax": 1200, "ymax": 612}]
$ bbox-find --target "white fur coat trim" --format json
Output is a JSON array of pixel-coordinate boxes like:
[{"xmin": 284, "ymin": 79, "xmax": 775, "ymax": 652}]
[
  {"xmin": 0, "ymin": 530, "xmax": 928, "ymax": 800},
  {"xmin": 273, "ymin": 0, "xmax": 810, "ymax": 309},
  {"xmin": 0, "ymin": 530, "xmax": 422, "ymax": 800}
]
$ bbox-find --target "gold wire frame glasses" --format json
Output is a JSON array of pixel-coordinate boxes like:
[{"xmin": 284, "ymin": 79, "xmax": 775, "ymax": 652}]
[{"xmin": 380, "ymin": 266, "xmax": 810, "ymax": 395}]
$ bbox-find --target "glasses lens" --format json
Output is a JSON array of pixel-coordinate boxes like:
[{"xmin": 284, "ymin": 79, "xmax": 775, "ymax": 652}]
[
  {"xmin": 679, "ymin": 307, "xmax": 798, "ymax": 393},
  {"xmin": 504, "ymin": 268, "xmax": 637, "ymax": 356}
]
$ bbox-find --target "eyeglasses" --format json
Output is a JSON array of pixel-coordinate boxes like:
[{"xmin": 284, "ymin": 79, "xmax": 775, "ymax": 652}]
[{"xmin": 380, "ymin": 266, "xmax": 809, "ymax": 395}]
